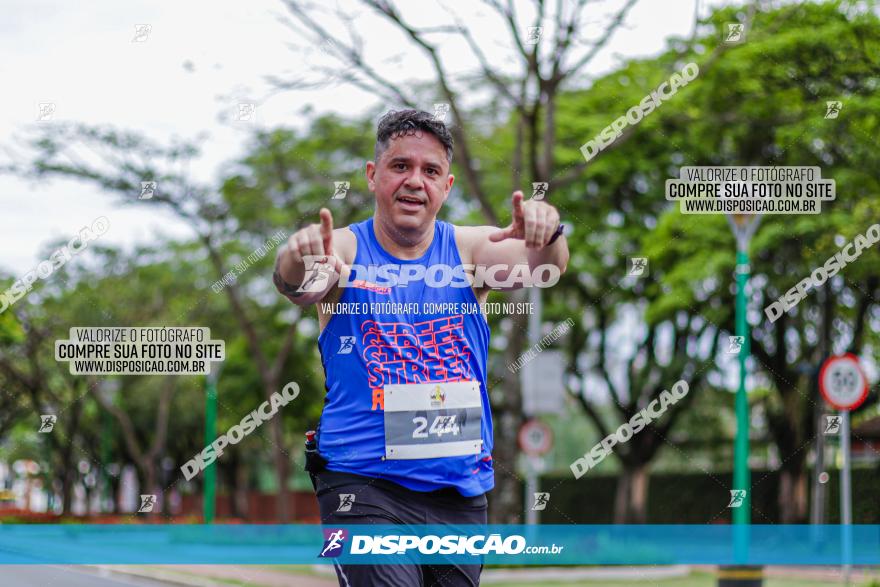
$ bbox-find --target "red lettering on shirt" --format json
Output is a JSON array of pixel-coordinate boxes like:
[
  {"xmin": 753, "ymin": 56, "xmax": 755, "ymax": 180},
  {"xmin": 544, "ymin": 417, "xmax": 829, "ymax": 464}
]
[{"xmin": 363, "ymin": 317, "xmax": 474, "ymax": 411}]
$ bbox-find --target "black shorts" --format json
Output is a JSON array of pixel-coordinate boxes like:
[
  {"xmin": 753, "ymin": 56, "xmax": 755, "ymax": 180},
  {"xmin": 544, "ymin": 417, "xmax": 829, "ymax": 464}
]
[{"xmin": 314, "ymin": 469, "xmax": 489, "ymax": 587}]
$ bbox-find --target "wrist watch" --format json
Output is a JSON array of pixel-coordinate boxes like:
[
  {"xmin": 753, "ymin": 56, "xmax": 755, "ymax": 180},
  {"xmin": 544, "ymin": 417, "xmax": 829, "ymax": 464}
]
[{"xmin": 545, "ymin": 223, "xmax": 565, "ymax": 247}]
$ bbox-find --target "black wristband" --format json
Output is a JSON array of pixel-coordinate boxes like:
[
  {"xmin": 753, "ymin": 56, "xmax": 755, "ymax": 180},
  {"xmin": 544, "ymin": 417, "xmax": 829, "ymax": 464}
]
[
  {"xmin": 273, "ymin": 270, "xmax": 305, "ymax": 298},
  {"xmin": 545, "ymin": 223, "xmax": 565, "ymax": 247}
]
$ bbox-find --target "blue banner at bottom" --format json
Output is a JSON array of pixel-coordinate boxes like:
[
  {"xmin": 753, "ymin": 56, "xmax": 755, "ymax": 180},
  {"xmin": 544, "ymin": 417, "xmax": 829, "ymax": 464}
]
[{"xmin": 0, "ymin": 525, "xmax": 876, "ymax": 565}]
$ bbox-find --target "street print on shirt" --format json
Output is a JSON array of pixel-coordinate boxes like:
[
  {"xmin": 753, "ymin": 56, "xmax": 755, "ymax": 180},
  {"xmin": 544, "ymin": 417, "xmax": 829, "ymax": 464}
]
[{"xmin": 362, "ymin": 315, "xmax": 475, "ymax": 411}]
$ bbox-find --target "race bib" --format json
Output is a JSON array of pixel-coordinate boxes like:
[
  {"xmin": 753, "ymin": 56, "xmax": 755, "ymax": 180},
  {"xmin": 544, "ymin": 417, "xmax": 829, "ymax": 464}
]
[{"xmin": 383, "ymin": 381, "xmax": 482, "ymax": 459}]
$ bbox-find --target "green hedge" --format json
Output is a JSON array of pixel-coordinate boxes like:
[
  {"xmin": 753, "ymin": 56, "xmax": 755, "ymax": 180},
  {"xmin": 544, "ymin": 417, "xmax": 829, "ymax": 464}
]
[{"xmin": 537, "ymin": 468, "xmax": 879, "ymax": 523}]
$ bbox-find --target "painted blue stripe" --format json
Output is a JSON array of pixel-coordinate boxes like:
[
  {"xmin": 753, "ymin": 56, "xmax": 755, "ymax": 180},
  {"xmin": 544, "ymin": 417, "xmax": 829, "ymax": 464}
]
[{"xmin": 0, "ymin": 525, "xmax": 876, "ymax": 565}]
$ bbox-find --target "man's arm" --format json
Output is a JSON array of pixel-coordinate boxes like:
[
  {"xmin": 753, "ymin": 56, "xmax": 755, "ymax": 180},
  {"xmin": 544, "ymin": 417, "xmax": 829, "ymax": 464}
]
[{"xmin": 462, "ymin": 191, "xmax": 569, "ymax": 290}]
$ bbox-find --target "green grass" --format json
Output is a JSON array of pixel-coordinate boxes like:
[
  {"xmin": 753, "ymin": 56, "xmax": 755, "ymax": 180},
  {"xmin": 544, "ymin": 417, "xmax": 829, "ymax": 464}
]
[
  {"xmin": 262, "ymin": 566, "xmax": 880, "ymax": 587},
  {"xmin": 500, "ymin": 571, "xmax": 879, "ymax": 587}
]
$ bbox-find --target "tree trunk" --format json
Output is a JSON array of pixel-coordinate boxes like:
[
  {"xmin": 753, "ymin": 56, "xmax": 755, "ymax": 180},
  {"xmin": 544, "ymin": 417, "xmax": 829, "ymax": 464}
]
[
  {"xmin": 488, "ymin": 292, "xmax": 528, "ymax": 524},
  {"xmin": 60, "ymin": 467, "xmax": 76, "ymax": 514},
  {"xmin": 778, "ymin": 462, "xmax": 808, "ymax": 523},
  {"xmin": 233, "ymin": 459, "xmax": 249, "ymax": 520},
  {"xmin": 264, "ymin": 377, "xmax": 291, "ymax": 523},
  {"xmin": 772, "ymin": 382, "xmax": 809, "ymax": 524},
  {"xmin": 59, "ymin": 400, "xmax": 83, "ymax": 514},
  {"xmin": 203, "ymin": 241, "xmax": 294, "ymax": 522},
  {"xmin": 138, "ymin": 460, "xmax": 160, "ymax": 513},
  {"xmin": 614, "ymin": 462, "xmax": 650, "ymax": 523},
  {"xmin": 272, "ymin": 429, "xmax": 291, "ymax": 521},
  {"xmin": 488, "ymin": 407, "xmax": 524, "ymax": 523}
]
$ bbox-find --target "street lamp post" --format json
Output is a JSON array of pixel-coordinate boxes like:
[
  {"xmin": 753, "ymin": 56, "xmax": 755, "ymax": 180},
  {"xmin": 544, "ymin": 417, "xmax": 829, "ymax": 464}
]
[
  {"xmin": 719, "ymin": 214, "xmax": 762, "ymax": 587},
  {"xmin": 733, "ymin": 245, "xmax": 752, "ymax": 528},
  {"xmin": 204, "ymin": 366, "xmax": 220, "ymax": 524}
]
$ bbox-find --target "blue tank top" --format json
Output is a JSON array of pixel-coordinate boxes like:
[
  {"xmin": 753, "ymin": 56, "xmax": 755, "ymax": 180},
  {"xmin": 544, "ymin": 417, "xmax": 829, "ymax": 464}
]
[{"xmin": 316, "ymin": 217, "xmax": 494, "ymax": 497}]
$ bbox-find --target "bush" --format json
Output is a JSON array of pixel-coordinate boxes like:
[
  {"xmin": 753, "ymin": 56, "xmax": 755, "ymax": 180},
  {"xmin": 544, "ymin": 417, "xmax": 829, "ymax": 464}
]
[{"xmin": 538, "ymin": 468, "xmax": 879, "ymax": 523}]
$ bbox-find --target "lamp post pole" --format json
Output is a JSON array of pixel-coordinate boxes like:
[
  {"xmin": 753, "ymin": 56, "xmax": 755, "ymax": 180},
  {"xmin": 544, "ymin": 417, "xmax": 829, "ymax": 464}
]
[
  {"xmin": 204, "ymin": 367, "xmax": 220, "ymax": 524},
  {"xmin": 719, "ymin": 214, "xmax": 763, "ymax": 586}
]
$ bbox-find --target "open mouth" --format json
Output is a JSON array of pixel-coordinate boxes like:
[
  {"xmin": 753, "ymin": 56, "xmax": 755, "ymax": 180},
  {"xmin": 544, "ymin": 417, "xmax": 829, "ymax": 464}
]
[{"xmin": 396, "ymin": 195, "xmax": 425, "ymax": 207}]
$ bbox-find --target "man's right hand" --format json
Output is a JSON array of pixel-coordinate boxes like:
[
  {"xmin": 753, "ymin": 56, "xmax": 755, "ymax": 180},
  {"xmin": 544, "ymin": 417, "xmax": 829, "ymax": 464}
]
[
  {"xmin": 274, "ymin": 208, "xmax": 344, "ymax": 304},
  {"xmin": 289, "ymin": 208, "xmax": 337, "ymax": 263}
]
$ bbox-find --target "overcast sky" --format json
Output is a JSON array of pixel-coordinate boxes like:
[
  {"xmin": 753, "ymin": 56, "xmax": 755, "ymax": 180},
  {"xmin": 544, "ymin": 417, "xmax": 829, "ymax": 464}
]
[{"xmin": 0, "ymin": 0, "xmax": 729, "ymax": 275}]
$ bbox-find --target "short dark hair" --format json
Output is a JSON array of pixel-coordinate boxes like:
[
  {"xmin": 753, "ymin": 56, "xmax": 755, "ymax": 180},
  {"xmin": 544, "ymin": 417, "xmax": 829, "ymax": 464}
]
[{"xmin": 374, "ymin": 109, "xmax": 454, "ymax": 165}]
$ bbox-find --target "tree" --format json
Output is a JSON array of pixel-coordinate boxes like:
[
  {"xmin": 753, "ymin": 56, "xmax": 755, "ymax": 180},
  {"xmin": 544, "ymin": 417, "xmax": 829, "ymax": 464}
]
[
  {"xmin": 578, "ymin": 0, "xmax": 880, "ymax": 522},
  {"xmin": 4, "ymin": 115, "xmax": 367, "ymax": 519}
]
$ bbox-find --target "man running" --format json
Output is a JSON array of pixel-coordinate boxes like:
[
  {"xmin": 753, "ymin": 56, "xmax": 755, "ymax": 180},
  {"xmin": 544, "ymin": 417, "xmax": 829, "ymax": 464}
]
[{"xmin": 274, "ymin": 109, "xmax": 568, "ymax": 586}]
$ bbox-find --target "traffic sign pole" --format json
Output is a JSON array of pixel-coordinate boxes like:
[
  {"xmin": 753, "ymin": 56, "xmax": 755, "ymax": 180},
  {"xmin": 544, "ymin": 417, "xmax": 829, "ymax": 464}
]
[
  {"xmin": 817, "ymin": 353, "xmax": 867, "ymax": 587},
  {"xmin": 840, "ymin": 411, "xmax": 852, "ymax": 586},
  {"xmin": 525, "ymin": 459, "xmax": 540, "ymax": 525},
  {"xmin": 519, "ymin": 419, "xmax": 553, "ymax": 525}
]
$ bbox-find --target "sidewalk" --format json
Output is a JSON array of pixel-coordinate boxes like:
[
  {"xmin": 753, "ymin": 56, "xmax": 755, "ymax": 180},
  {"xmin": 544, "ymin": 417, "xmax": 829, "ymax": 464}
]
[{"xmin": 92, "ymin": 565, "xmax": 336, "ymax": 587}]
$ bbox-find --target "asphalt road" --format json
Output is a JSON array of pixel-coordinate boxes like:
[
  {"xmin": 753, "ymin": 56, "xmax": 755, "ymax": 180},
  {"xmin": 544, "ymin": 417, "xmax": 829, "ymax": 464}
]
[{"xmin": 0, "ymin": 566, "xmax": 181, "ymax": 587}]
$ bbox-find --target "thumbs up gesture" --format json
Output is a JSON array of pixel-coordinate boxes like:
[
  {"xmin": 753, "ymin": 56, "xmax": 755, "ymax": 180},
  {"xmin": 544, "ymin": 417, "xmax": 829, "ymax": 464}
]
[{"xmin": 489, "ymin": 191, "xmax": 561, "ymax": 249}]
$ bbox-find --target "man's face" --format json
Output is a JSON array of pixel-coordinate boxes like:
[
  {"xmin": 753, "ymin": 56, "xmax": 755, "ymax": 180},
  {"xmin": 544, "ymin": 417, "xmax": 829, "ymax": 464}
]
[{"xmin": 366, "ymin": 131, "xmax": 454, "ymax": 232}]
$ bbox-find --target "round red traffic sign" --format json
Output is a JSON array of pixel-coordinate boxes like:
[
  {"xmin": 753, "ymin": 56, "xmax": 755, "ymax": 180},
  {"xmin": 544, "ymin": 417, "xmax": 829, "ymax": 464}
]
[
  {"xmin": 518, "ymin": 419, "xmax": 553, "ymax": 456},
  {"xmin": 819, "ymin": 353, "xmax": 869, "ymax": 411}
]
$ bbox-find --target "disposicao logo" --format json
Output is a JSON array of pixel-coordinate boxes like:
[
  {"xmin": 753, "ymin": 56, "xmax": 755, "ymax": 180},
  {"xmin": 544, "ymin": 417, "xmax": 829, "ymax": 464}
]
[{"xmin": 319, "ymin": 529, "xmax": 348, "ymax": 558}]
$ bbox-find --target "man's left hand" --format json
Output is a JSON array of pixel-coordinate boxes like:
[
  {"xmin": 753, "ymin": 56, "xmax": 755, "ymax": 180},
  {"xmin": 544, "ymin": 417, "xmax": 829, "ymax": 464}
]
[{"xmin": 489, "ymin": 191, "xmax": 561, "ymax": 249}]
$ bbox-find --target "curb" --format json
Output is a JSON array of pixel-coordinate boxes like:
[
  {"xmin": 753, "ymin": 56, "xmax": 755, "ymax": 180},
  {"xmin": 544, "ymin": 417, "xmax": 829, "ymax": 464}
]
[
  {"xmin": 89, "ymin": 566, "xmax": 225, "ymax": 587},
  {"xmin": 480, "ymin": 565, "xmax": 691, "ymax": 582}
]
